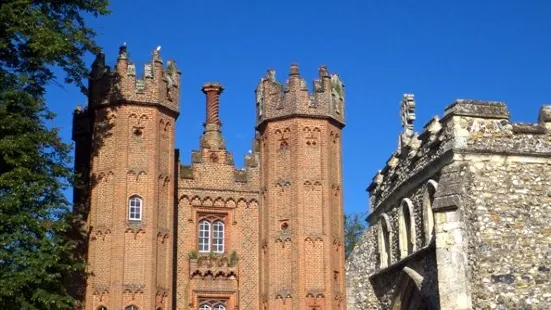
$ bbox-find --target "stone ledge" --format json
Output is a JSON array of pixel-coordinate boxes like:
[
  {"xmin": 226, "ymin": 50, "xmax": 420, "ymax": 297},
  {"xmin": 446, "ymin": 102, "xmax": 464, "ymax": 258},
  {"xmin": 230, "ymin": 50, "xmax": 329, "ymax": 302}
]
[{"xmin": 443, "ymin": 99, "xmax": 510, "ymax": 120}]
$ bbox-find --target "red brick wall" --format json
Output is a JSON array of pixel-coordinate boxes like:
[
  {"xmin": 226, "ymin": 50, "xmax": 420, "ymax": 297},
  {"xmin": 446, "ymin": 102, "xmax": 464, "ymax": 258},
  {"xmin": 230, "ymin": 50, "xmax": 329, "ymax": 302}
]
[{"xmin": 259, "ymin": 118, "xmax": 346, "ymax": 309}]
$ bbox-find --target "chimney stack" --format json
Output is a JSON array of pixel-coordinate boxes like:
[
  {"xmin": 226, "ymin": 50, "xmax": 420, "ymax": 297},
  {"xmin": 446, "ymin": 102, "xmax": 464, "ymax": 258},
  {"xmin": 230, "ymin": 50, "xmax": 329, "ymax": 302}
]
[{"xmin": 201, "ymin": 83, "xmax": 224, "ymax": 127}]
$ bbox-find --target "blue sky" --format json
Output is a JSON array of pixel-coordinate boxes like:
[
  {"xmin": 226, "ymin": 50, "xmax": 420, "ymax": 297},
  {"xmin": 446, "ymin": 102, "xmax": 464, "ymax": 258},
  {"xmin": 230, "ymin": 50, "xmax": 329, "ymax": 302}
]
[{"xmin": 45, "ymin": 0, "xmax": 551, "ymax": 215}]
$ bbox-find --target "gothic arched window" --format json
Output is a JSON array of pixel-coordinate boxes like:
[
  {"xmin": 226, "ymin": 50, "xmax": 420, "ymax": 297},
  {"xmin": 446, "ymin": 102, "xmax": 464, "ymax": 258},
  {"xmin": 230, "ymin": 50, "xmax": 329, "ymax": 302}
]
[
  {"xmin": 399, "ymin": 198, "xmax": 416, "ymax": 259},
  {"xmin": 378, "ymin": 214, "xmax": 392, "ymax": 268},
  {"xmin": 128, "ymin": 195, "xmax": 143, "ymax": 221},
  {"xmin": 125, "ymin": 306, "xmax": 138, "ymax": 310},
  {"xmin": 198, "ymin": 220, "xmax": 211, "ymax": 253},
  {"xmin": 213, "ymin": 221, "xmax": 225, "ymax": 253},
  {"xmin": 199, "ymin": 302, "xmax": 226, "ymax": 310},
  {"xmin": 423, "ymin": 180, "xmax": 438, "ymax": 245}
]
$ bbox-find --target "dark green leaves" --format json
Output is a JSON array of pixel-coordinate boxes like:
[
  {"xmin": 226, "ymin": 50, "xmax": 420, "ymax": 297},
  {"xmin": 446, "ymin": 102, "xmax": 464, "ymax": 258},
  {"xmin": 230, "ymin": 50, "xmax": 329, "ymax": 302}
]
[{"xmin": 0, "ymin": 0, "xmax": 109, "ymax": 308}]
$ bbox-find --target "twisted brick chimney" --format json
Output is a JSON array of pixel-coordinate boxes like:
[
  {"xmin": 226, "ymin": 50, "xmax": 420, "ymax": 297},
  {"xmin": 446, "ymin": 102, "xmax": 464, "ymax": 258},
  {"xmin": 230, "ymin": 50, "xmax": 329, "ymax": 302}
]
[{"xmin": 200, "ymin": 83, "xmax": 226, "ymax": 150}]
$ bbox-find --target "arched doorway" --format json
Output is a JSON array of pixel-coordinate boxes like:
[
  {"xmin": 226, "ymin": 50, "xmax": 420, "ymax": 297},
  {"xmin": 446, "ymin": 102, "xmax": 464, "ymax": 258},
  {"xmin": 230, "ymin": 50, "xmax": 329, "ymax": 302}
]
[{"xmin": 390, "ymin": 267, "xmax": 429, "ymax": 310}]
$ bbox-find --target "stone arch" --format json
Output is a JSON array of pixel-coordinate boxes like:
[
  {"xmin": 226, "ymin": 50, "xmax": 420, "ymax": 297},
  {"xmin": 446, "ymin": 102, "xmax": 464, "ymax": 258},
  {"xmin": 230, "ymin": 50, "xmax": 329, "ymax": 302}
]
[
  {"xmin": 399, "ymin": 198, "xmax": 416, "ymax": 259},
  {"xmin": 247, "ymin": 198, "xmax": 259, "ymax": 208},
  {"xmin": 378, "ymin": 213, "xmax": 392, "ymax": 268},
  {"xmin": 178, "ymin": 195, "xmax": 190, "ymax": 204},
  {"xmin": 202, "ymin": 197, "xmax": 213, "ymax": 207},
  {"xmin": 213, "ymin": 197, "xmax": 225, "ymax": 208},
  {"xmin": 423, "ymin": 180, "xmax": 438, "ymax": 245},
  {"xmin": 390, "ymin": 267, "xmax": 429, "ymax": 310},
  {"xmin": 190, "ymin": 195, "xmax": 202, "ymax": 206},
  {"xmin": 225, "ymin": 198, "xmax": 236, "ymax": 209},
  {"xmin": 236, "ymin": 197, "xmax": 248, "ymax": 205}
]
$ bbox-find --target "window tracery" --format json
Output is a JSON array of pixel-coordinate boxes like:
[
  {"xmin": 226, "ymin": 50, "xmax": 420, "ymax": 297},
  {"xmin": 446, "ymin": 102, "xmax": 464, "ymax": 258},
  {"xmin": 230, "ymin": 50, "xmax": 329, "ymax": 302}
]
[{"xmin": 198, "ymin": 214, "xmax": 226, "ymax": 253}]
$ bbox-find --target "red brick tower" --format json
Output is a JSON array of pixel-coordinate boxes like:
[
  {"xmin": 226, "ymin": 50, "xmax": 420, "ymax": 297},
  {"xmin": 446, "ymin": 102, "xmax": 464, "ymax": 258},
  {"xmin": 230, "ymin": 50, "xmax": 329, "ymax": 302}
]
[
  {"xmin": 72, "ymin": 46, "xmax": 180, "ymax": 310},
  {"xmin": 256, "ymin": 64, "xmax": 347, "ymax": 309}
]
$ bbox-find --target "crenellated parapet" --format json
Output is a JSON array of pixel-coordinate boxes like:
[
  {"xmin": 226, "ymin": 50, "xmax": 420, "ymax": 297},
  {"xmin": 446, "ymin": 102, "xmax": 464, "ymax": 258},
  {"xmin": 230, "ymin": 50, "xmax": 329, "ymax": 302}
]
[
  {"xmin": 72, "ymin": 104, "xmax": 91, "ymax": 140},
  {"xmin": 367, "ymin": 95, "xmax": 551, "ymax": 221},
  {"xmin": 88, "ymin": 45, "xmax": 181, "ymax": 115},
  {"xmin": 255, "ymin": 64, "xmax": 345, "ymax": 129}
]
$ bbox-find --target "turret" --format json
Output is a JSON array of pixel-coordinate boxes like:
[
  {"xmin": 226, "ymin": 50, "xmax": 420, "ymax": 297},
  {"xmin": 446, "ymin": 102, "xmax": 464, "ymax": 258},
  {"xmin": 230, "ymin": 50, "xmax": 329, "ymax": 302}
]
[
  {"xmin": 74, "ymin": 45, "xmax": 179, "ymax": 310},
  {"xmin": 257, "ymin": 64, "xmax": 347, "ymax": 309},
  {"xmin": 255, "ymin": 64, "xmax": 345, "ymax": 130}
]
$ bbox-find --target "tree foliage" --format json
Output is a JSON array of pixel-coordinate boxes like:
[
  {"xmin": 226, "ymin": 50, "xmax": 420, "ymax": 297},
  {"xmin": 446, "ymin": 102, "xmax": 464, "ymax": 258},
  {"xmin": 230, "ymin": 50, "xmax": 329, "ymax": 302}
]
[
  {"xmin": 0, "ymin": 1, "xmax": 109, "ymax": 308},
  {"xmin": 344, "ymin": 212, "xmax": 367, "ymax": 259}
]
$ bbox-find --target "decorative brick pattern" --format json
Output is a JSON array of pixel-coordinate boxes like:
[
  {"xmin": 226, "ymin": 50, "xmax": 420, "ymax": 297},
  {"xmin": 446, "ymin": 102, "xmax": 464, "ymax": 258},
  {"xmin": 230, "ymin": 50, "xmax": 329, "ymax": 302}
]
[
  {"xmin": 74, "ymin": 48, "xmax": 346, "ymax": 310},
  {"xmin": 73, "ymin": 47, "xmax": 178, "ymax": 310},
  {"xmin": 257, "ymin": 65, "xmax": 346, "ymax": 309}
]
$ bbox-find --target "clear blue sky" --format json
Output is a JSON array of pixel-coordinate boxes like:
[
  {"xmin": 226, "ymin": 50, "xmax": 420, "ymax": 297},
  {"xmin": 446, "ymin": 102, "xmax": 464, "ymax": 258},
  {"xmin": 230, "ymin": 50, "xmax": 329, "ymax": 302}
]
[{"xmin": 45, "ymin": 0, "xmax": 551, "ymax": 216}]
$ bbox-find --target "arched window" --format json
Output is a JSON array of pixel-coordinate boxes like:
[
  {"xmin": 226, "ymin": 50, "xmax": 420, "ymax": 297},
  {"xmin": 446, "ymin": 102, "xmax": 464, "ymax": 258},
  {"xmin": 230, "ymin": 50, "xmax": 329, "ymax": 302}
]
[
  {"xmin": 199, "ymin": 301, "xmax": 226, "ymax": 310},
  {"xmin": 213, "ymin": 221, "xmax": 225, "ymax": 253},
  {"xmin": 198, "ymin": 216, "xmax": 226, "ymax": 254},
  {"xmin": 128, "ymin": 196, "xmax": 143, "ymax": 221},
  {"xmin": 399, "ymin": 199, "xmax": 416, "ymax": 259},
  {"xmin": 198, "ymin": 220, "xmax": 211, "ymax": 253},
  {"xmin": 378, "ymin": 214, "xmax": 392, "ymax": 268},
  {"xmin": 97, "ymin": 307, "xmax": 107, "ymax": 310},
  {"xmin": 125, "ymin": 306, "xmax": 138, "ymax": 310},
  {"xmin": 423, "ymin": 180, "xmax": 438, "ymax": 245}
]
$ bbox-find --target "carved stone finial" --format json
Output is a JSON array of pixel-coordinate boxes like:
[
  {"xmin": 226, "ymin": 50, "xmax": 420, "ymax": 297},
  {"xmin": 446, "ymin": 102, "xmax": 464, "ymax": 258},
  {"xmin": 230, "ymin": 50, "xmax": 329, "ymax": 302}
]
[
  {"xmin": 118, "ymin": 45, "xmax": 127, "ymax": 60},
  {"xmin": 331, "ymin": 74, "xmax": 345, "ymax": 114},
  {"xmin": 319, "ymin": 65, "xmax": 329, "ymax": 78},
  {"xmin": 164, "ymin": 60, "xmax": 179, "ymax": 90},
  {"xmin": 400, "ymin": 94, "xmax": 416, "ymax": 132},
  {"xmin": 266, "ymin": 69, "xmax": 276, "ymax": 81},
  {"xmin": 398, "ymin": 94, "xmax": 416, "ymax": 151},
  {"xmin": 152, "ymin": 47, "xmax": 162, "ymax": 63},
  {"xmin": 374, "ymin": 170, "xmax": 384, "ymax": 185},
  {"xmin": 289, "ymin": 63, "xmax": 300, "ymax": 76},
  {"xmin": 256, "ymin": 79, "xmax": 264, "ymax": 118}
]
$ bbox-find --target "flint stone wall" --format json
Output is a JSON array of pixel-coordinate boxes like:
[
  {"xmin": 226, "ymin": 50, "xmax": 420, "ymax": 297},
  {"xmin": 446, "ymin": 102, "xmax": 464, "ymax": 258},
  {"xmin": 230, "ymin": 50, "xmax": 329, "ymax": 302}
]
[{"xmin": 346, "ymin": 100, "xmax": 551, "ymax": 310}]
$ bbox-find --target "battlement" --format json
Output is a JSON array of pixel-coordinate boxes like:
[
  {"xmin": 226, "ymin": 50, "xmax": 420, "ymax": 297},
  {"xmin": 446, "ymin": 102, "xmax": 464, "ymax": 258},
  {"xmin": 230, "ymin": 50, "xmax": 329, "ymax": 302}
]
[
  {"xmin": 179, "ymin": 135, "xmax": 260, "ymax": 185},
  {"xmin": 254, "ymin": 64, "xmax": 345, "ymax": 129},
  {"xmin": 367, "ymin": 95, "xmax": 551, "ymax": 214},
  {"xmin": 88, "ymin": 45, "xmax": 181, "ymax": 114},
  {"xmin": 72, "ymin": 104, "xmax": 91, "ymax": 140}
]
